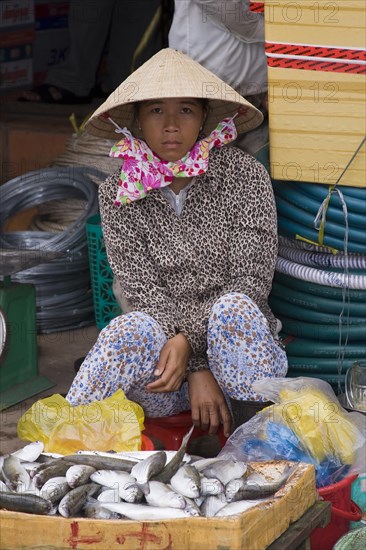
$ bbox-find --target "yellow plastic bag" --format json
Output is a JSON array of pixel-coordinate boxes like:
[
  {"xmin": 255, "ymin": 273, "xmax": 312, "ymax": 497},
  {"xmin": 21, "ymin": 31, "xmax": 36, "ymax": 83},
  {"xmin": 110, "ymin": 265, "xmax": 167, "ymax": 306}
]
[
  {"xmin": 17, "ymin": 389, "xmax": 144, "ymax": 454},
  {"xmin": 253, "ymin": 377, "xmax": 363, "ymax": 466},
  {"xmin": 275, "ymin": 387, "xmax": 359, "ymax": 465}
]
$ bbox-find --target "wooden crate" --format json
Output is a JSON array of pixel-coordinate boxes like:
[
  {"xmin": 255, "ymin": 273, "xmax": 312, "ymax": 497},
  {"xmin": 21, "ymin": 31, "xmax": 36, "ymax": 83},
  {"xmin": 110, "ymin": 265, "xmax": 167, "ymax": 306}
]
[{"xmin": 0, "ymin": 462, "xmax": 317, "ymax": 550}]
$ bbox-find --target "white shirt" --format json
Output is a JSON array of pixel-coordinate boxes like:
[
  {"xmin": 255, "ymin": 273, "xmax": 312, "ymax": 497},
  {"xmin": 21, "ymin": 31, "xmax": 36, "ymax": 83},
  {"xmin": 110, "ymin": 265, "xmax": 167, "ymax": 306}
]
[
  {"xmin": 160, "ymin": 179, "xmax": 195, "ymax": 216},
  {"xmin": 169, "ymin": 0, "xmax": 268, "ymax": 96}
]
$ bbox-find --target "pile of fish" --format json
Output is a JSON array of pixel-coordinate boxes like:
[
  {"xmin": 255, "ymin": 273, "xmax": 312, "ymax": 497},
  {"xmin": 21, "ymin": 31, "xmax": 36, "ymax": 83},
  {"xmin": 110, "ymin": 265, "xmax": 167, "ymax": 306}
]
[{"xmin": 0, "ymin": 427, "xmax": 297, "ymax": 520}]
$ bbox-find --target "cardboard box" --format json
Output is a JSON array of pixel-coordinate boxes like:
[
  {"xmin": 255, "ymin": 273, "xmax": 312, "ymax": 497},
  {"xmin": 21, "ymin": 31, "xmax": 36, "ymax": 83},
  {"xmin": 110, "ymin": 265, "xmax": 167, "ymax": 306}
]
[
  {"xmin": 0, "ymin": 0, "xmax": 34, "ymax": 28},
  {"xmin": 0, "ymin": 28, "xmax": 34, "ymax": 89},
  {"xmin": 0, "ymin": 462, "xmax": 317, "ymax": 550},
  {"xmin": 0, "ymin": 56, "xmax": 32, "ymax": 89},
  {"xmin": 264, "ymin": 0, "xmax": 366, "ymax": 50},
  {"xmin": 35, "ymin": 0, "xmax": 69, "ymax": 30}
]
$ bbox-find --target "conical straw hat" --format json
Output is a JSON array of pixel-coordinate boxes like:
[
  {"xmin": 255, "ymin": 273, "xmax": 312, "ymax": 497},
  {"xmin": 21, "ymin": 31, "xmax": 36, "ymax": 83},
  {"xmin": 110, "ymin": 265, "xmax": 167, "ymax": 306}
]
[{"xmin": 85, "ymin": 48, "xmax": 263, "ymax": 139}]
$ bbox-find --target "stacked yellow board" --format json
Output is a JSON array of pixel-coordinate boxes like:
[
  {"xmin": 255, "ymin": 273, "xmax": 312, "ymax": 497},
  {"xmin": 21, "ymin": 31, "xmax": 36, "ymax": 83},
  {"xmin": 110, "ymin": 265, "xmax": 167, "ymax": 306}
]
[{"xmin": 264, "ymin": 0, "xmax": 366, "ymax": 187}]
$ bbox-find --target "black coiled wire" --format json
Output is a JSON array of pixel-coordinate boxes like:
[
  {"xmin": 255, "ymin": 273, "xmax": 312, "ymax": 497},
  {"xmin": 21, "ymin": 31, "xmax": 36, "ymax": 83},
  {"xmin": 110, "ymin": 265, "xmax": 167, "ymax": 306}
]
[{"xmin": 0, "ymin": 166, "xmax": 103, "ymax": 333}]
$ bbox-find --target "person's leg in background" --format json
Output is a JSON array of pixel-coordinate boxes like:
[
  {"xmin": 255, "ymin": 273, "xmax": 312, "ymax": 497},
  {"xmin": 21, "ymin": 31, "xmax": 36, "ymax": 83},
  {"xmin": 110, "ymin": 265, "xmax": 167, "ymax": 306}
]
[
  {"xmin": 105, "ymin": 0, "xmax": 162, "ymax": 94},
  {"xmin": 44, "ymin": 0, "xmax": 115, "ymax": 99},
  {"xmin": 21, "ymin": 0, "xmax": 116, "ymax": 102},
  {"xmin": 22, "ymin": 0, "xmax": 162, "ymax": 102}
]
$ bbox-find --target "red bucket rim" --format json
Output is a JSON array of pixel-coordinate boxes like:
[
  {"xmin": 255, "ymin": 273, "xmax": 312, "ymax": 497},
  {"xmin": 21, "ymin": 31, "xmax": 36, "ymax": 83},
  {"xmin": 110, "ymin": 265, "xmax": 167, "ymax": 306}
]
[
  {"xmin": 318, "ymin": 474, "xmax": 358, "ymax": 496},
  {"xmin": 145, "ymin": 410, "xmax": 192, "ymax": 426}
]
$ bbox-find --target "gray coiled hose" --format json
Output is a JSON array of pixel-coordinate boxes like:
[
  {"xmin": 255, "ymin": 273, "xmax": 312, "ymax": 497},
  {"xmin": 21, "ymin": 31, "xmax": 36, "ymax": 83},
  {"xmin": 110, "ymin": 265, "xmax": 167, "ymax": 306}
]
[
  {"xmin": 0, "ymin": 167, "xmax": 102, "ymax": 332},
  {"xmin": 278, "ymin": 245, "xmax": 366, "ymax": 270}
]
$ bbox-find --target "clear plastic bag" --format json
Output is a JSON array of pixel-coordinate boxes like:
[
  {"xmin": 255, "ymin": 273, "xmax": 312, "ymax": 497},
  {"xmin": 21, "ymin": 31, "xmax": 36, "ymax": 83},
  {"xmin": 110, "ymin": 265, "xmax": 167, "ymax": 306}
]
[
  {"xmin": 220, "ymin": 377, "xmax": 366, "ymax": 487},
  {"xmin": 17, "ymin": 389, "xmax": 144, "ymax": 455}
]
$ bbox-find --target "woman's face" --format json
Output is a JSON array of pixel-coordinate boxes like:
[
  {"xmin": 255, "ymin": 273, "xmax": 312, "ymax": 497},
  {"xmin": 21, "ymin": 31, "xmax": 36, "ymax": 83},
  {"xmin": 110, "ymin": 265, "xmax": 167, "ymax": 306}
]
[{"xmin": 136, "ymin": 98, "xmax": 206, "ymax": 161}]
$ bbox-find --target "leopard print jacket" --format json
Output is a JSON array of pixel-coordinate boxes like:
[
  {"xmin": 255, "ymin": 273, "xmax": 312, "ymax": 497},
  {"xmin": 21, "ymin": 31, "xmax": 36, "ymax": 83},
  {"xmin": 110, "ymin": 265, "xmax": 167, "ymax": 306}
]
[{"xmin": 99, "ymin": 146, "xmax": 278, "ymax": 372}]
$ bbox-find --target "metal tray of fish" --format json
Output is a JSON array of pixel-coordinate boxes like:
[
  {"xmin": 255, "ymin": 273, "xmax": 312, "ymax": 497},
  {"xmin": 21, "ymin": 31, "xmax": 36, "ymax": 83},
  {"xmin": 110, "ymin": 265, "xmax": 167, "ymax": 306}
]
[{"xmin": 0, "ymin": 432, "xmax": 317, "ymax": 550}]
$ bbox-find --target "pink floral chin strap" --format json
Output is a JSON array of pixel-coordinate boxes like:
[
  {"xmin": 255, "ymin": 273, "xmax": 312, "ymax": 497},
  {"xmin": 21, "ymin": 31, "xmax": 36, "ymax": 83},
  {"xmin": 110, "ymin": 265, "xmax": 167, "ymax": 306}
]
[{"xmin": 107, "ymin": 114, "xmax": 238, "ymax": 206}]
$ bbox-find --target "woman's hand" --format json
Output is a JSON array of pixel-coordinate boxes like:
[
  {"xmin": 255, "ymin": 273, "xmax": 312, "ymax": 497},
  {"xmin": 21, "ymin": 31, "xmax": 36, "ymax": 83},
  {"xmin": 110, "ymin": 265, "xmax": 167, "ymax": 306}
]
[
  {"xmin": 188, "ymin": 370, "xmax": 232, "ymax": 437},
  {"xmin": 146, "ymin": 333, "xmax": 191, "ymax": 393}
]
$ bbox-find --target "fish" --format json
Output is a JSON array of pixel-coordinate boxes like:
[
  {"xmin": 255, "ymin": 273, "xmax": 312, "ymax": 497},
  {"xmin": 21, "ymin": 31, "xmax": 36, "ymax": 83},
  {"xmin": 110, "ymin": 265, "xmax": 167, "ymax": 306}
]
[
  {"xmin": 22, "ymin": 487, "xmax": 42, "ymax": 498},
  {"xmin": 62, "ymin": 454, "xmax": 137, "ymax": 472},
  {"xmin": 0, "ymin": 479, "xmax": 8, "ymax": 492},
  {"xmin": 170, "ymin": 464, "xmax": 201, "ymax": 499},
  {"xmin": 97, "ymin": 488, "xmax": 121, "ymax": 503},
  {"xmin": 66, "ymin": 465, "xmax": 96, "ymax": 488},
  {"xmin": 225, "ymin": 477, "xmax": 247, "ymax": 503},
  {"xmin": 200, "ymin": 475, "xmax": 224, "ymax": 496},
  {"xmin": 215, "ymin": 498, "xmax": 271, "ymax": 517},
  {"xmin": 1, "ymin": 441, "xmax": 298, "ymax": 522},
  {"xmin": 11, "ymin": 441, "xmax": 44, "ymax": 463},
  {"xmin": 202, "ymin": 459, "xmax": 247, "ymax": 486},
  {"xmin": 40, "ymin": 476, "xmax": 70, "ymax": 505},
  {"xmin": 117, "ymin": 450, "xmax": 190, "ymax": 465},
  {"xmin": 29, "ymin": 459, "xmax": 59, "ymax": 477},
  {"xmin": 131, "ymin": 451, "xmax": 167, "ymax": 489},
  {"xmin": 200, "ymin": 495, "xmax": 227, "ymax": 517},
  {"xmin": 245, "ymin": 470, "xmax": 267, "ymax": 484},
  {"xmin": 227, "ymin": 465, "xmax": 297, "ymax": 501},
  {"xmin": 23, "ymin": 473, "xmax": 42, "ymax": 494},
  {"xmin": 90, "ymin": 470, "xmax": 143, "ymax": 503},
  {"xmin": 0, "ymin": 491, "xmax": 52, "ymax": 515},
  {"xmin": 194, "ymin": 495, "xmax": 205, "ymax": 507},
  {"xmin": 36, "ymin": 453, "xmax": 63, "ymax": 464},
  {"xmin": 153, "ymin": 426, "xmax": 195, "ymax": 484},
  {"xmin": 145, "ymin": 481, "xmax": 186, "ymax": 509},
  {"xmin": 189, "ymin": 457, "xmax": 223, "ymax": 471},
  {"xmin": 102, "ymin": 501, "xmax": 192, "ymax": 520},
  {"xmin": 58, "ymin": 482, "xmax": 100, "ymax": 518},
  {"xmin": 33, "ymin": 461, "xmax": 75, "ymax": 489},
  {"xmin": 183, "ymin": 496, "xmax": 203, "ymax": 517},
  {"xmin": 17, "ymin": 461, "xmax": 42, "ymax": 477},
  {"xmin": 2, "ymin": 455, "xmax": 30, "ymax": 493},
  {"xmin": 83, "ymin": 498, "xmax": 121, "ymax": 520}
]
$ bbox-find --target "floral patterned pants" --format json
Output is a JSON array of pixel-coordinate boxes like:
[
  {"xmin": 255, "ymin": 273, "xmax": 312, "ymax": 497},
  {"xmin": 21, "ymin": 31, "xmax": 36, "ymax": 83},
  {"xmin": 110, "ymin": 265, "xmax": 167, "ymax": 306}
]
[{"xmin": 66, "ymin": 293, "xmax": 288, "ymax": 416}]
